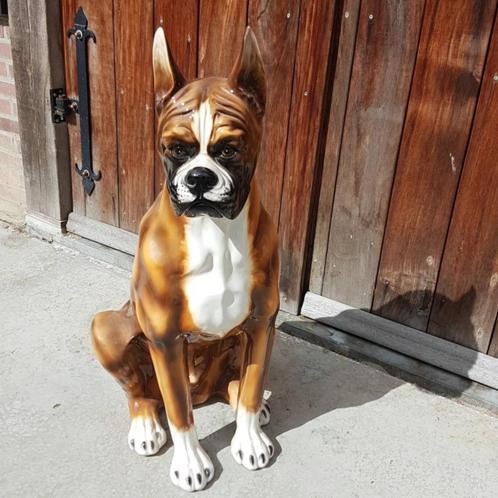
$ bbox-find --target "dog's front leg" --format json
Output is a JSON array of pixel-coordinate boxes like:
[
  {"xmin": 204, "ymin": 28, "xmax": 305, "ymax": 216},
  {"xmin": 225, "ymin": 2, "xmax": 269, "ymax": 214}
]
[
  {"xmin": 149, "ymin": 338, "xmax": 214, "ymax": 491},
  {"xmin": 231, "ymin": 315, "xmax": 276, "ymax": 470}
]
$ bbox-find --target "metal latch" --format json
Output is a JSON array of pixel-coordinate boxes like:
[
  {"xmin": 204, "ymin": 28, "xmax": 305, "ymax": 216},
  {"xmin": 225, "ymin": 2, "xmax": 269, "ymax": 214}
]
[{"xmin": 50, "ymin": 88, "xmax": 78, "ymax": 124}]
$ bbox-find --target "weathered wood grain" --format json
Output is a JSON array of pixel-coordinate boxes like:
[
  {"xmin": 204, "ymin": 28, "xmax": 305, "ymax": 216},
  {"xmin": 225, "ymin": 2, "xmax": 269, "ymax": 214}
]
[
  {"xmin": 278, "ymin": 0, "xmax": 338, "ymax": 313},
  {"xmin": 155, "ymin": 0, "xmax": 198, "ymax": 81},
  {"xmin": 281, "ymin": 316, "xmax": 498, "ymax": 411},
  {"xmin": 67, "ymin": 212, "xmax": 138, "ymax": 255},
  {"xmin": 372, "ymin": 0, "xmax": 497, "ymax": 329},
  {"xmin": 248, "ymin": 0, "xmax": 301, "ymax": 225},
  {"xmin": 154, "ymin": 0, "xmax": 199, "ymax": 195},
  {"xmin": 321, "ymin": 0, "xmax": 425, "ymax": 308},
  {"xmin": 198, "ymin": 0, "xmax": 248, "ymax": 77},
  {"xmin": 302, "ymin": 292, "xmax": 498, "ymax": 390},
  {"xmin": 309, "ymin": 0, "xmax": 361, "ymax": 295},
  {"xmin": 114, "ymin": 0, "xmax": 155, "ymax": 232},
  {"xmin": 63, "ymin": 0, "xmax": 120, "ymax": 226},
  {"xmin": 10, "ymin": 0, "xmax": 72, "ymax": 227},
  {"xmin": 428, "ymin": 17, "xmax": 498, "ymax": 352}
]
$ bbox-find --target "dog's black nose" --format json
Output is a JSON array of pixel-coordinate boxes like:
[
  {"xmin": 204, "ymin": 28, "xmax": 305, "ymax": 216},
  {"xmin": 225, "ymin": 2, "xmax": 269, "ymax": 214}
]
[{"xmin": 185, "ymin": 167, "xmax": 218, "ymax": 194}]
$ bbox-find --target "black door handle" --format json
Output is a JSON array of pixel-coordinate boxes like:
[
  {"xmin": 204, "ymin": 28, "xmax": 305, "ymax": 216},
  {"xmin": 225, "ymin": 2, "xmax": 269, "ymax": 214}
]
[{"xmin": 67, "ymin": 7, "xmax": 101, "ymax": 196}]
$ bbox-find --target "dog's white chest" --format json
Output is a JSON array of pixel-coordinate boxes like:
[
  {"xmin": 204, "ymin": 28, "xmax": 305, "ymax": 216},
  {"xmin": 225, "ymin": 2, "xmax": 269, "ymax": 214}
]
[{"xmin": 183, "ymin": 204, "xmax": 251, "ymax": 336}]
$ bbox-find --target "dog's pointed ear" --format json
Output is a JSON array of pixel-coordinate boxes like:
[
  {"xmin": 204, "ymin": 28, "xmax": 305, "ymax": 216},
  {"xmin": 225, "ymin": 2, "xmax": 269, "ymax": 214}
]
[
  {"xmin": 228, "ymin": 27, "xmax": 266, "ymax": 116},
  {"xmin": 153, "ymin": 27, "xmax": 185, "ymax": 113}
]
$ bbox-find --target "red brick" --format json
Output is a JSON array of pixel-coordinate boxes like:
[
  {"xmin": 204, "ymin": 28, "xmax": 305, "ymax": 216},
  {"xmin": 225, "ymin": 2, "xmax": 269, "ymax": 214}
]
[
  {"xmin": 0, "ymin": 80, "xmax": 16, "ymax": 97},
  {"xmin": 0, "ymin": 61, "xmax": 8, "ymax": 78},
  {"xmin": 0, "ymin": 117, "xmax": 18, "ymax": 133},
  {"xmin": 0, "ymin": 97, "xmax": 10, "ymax": 115},
  {"xmin": 0, "ymin": 42, "xmax": 11, "ymax": 59}
]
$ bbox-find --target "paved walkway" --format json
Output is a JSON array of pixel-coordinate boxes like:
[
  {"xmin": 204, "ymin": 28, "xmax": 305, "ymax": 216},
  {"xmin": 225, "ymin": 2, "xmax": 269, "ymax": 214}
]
[{"xmin": 1, "ymin": 224, "xmax": 497, "ymax": 497}]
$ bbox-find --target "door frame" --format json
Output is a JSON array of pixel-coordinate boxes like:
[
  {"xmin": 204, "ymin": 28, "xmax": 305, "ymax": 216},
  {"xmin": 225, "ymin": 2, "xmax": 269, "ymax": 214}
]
[{"xmin": 9, "ymin": 0, "xmax": 72, "ymax": 234}]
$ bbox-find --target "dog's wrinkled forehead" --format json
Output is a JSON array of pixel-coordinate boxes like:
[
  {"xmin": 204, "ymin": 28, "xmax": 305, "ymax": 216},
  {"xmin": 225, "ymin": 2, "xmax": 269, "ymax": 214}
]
[{"xmin": 158, "ymin": 78, "xmax": 261, "ymax": 153}]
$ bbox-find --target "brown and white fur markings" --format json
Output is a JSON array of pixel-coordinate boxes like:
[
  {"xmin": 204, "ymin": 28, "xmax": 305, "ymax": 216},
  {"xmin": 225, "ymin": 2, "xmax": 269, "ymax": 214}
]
[
  {"xmin": 184, "ymin": 200, "xmax": 251, "ymax": 335},
  {"xmin": 91, "ymin": 26, "xmax": 279, "ymax": 493},
  {"xmin": 173, "ymin": 101, "xmax": 234, "ymax": 205}
]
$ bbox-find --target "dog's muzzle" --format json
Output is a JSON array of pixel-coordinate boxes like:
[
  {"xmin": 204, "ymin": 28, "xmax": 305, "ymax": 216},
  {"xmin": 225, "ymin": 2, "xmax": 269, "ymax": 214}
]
[
  {"xmin": 185, "ymin": 167, "xmax": 218, "ymax": 197},
  {"xmin": 179, "ymin": 167, "xmax": 230, "ymax": 217},
  {"xmin": 168, "ymin": 156, "xmax": 239, "ymax": 218}
]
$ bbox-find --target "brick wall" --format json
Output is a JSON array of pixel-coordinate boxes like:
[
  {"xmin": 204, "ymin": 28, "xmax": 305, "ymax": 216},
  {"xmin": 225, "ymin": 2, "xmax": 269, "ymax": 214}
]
[{"xmin": 0, "ymin": 24, "xmax": 25, "ymax": 224}]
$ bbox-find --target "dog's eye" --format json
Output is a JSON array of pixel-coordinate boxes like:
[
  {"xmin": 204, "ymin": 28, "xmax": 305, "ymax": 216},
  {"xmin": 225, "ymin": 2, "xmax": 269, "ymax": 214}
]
[
  {"xmin": 169, "ymin": 143, "xmax": 189, "ymax": 160},
  {"xmin": 218, "ymin": 145, "xmax": 237, "ymax": 160}
]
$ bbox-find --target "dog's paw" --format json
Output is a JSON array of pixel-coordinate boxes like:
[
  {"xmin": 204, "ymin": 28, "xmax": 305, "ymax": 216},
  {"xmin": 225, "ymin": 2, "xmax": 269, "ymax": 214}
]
[
  {"xmin": 169, "ymin": 427, "xmax": 214, "ymax": 492},
  {"xmin": 231, "ymin": 406, "xmax": 274, "ymax": 470},
  {"xmin": 259, "ymin": 399, "xmax": 271, "ymax": 426},
  {"xmin": 128, "ymin": 416, "xmax": 167, "ymax": 456}
]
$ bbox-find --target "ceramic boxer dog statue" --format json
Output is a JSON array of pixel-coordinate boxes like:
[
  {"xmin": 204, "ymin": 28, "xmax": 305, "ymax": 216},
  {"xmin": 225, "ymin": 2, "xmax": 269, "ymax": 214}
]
[{"xmin": 91, "ymin": 26, "xmax": 279, "ymax": 492}]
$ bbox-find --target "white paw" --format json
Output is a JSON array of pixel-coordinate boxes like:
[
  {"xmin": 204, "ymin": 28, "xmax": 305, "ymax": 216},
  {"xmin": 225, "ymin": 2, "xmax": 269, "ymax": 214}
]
[
  {"xmin": 169, "ymin": 426, "xmax": 214, "ymax": 492},
  {"xmin": 231, "ymin": 406, "xmax": 274, "ymax": 470},
  {"xmin": 259, "ymin": 399, "xmax": 271, "ymax": 426},
  {"xmin": 128, "ymin": 416, "xmax": 167, "ymax": 456}
]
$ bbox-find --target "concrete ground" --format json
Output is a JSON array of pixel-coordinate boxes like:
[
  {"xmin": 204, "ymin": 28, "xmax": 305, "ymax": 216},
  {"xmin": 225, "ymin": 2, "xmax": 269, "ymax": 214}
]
[{"xmin": 1, "ymin": 223, "xmax": 498, "ymax": 498}]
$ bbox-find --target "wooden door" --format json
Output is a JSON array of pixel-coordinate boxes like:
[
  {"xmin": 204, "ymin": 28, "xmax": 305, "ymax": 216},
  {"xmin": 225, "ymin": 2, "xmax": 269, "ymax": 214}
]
[
  {"xmin": 61, "ymin": 0, "xmax": 340, "ymax": 313},
  {"xmin": 307, "ymin": 0, "xmax": 498, "ymax": 358}
]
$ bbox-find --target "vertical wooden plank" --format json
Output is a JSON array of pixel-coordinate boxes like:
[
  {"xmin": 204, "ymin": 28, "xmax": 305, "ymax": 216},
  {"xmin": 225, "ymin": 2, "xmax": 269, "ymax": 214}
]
[
  {"xmin": 309, "ymin": 0, "xmax": 361, "ymax": 295},
  {"xmin": 155, "ymin": 0, "xmax": 198, "ymax": 81},
  {"xmin": 320, "ymin": 0, "xmax": 425, "ymax": 308},
  {"xmin": 248, "ymin": 0, "xmax": 301, "ymax": 225},
  {"xmin": 278, "ymin": 0, "xmax": 337, "ymax": 313},
  {"xmin": 10, "ymin": 0, "xmax": 72, "ymax": 226},
  {"xmin": 154, "ymin": 0, "xmax": 198, "ymax": 195},
  {"xmin": 63, "ymin": 0, "xmax": 120, "ymax": 226},
  {"xmin": 115, "ymin": 0, "xmax": 155, "ymax": 232},
  {"xmin": 372, "ymin": 0, "xmax": 497, "ymax": 330},
  {"xmin": 198, "ymin": 0, "xmax": 248, "ymax": 77},
  {"xmin": 428, "ymin": 18, "xmax": 498, "ymax": 352}
]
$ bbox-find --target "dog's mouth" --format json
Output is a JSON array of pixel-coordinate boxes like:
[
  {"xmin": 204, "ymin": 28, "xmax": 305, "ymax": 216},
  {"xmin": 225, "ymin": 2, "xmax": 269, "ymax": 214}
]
[{"xmin": 178, "ymin": 198, "xmax": 231, "ymax": 218}]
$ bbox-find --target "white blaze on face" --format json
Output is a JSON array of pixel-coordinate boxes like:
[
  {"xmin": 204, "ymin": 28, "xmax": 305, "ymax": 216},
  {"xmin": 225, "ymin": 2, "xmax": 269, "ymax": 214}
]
[
  {"xmin": 192, "ymin": 100, "xmax": 213, "ymax": 153},
  {"xmin": 172, "ymin": 99, "xmax": 233, "ymax": 204}
]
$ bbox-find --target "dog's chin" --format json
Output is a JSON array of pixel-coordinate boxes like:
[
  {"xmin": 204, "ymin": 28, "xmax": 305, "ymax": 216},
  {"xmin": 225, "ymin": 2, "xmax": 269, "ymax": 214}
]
[
  {"xmin": 171, "ymin": 199, "xmax": 234, "ymax": 219},
  {"xmin": 184, "ymin": 201, "xmax": 224, "ymax": 218}
]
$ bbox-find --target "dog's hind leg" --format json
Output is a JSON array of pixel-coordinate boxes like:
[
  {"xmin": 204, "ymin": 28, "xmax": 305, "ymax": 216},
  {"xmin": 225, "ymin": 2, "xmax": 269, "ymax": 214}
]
[{"xmin": 91, "ymin": 301, "xmax": 167, "ymax": 456}]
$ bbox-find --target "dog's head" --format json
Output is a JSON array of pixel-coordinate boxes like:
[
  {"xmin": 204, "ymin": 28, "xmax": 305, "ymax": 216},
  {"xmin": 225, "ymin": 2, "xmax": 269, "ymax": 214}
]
[{"xmin": 153, "ymin": 27, "xmax": 266, "ymax": 219}]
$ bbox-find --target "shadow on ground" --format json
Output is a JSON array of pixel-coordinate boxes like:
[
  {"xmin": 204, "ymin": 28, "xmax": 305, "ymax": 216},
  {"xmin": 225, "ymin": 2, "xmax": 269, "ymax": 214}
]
[{"xmin": 201, "ymin": 289, "xmax": 479, "ymax": 478}]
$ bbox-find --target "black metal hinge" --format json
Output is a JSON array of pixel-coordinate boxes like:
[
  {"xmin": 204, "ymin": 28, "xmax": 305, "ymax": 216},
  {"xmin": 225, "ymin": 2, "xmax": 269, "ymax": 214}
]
[
  {"xmin": 50, "ymin": 7, "xmax": 101, "ymax": 196},
  {"xmin": 50, "ymin": 88, "xmax": 78, "ymax": 124}
]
